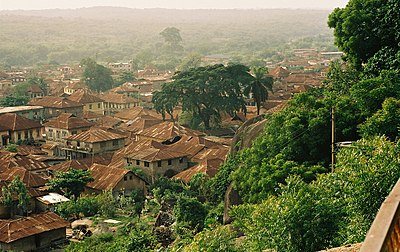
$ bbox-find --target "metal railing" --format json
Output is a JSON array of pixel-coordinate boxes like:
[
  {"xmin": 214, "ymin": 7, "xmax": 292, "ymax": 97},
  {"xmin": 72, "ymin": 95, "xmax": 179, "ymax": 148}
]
[{"xmin": 361, "ymin": 179, "xmax": 400, "ymax": 252}]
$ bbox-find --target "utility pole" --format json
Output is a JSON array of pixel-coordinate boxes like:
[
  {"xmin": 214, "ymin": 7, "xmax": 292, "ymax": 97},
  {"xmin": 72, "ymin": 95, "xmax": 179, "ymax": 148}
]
[{"xmin": 331, "ymin": 107, "xmax": 335, "ymax": 172}]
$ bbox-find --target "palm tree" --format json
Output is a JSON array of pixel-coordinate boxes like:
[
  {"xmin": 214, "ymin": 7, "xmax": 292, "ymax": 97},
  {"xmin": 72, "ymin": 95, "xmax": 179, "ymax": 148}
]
[{"xmin": 244, "ymin": 67, "xmax": 273, "ymax": 115}]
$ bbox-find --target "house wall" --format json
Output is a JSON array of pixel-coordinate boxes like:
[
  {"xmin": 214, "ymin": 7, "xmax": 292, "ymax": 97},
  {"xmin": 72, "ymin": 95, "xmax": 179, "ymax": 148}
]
[
  {"xmin": 114, "ymin": 172, "xmax": 147, "ymax": 195},
  {"xmin": 65, "ymin": 138, "xmax": 124, "ymax": 159},
  {"xmin": 128, "ymin": 157, "xmax": 188, "ymax": 181},
  {"xmin": 44, "ymin": 107, "xmax": 83, "ymax": 119},
  {"xmin": 0, "ymin": 228, "xmax": 66, "ymax": 252},
  {"xmin": 10, "ymin": 127, "xmax": 42, "ymax": 144},
  {"xmin": 83, "ymin": 102, "xmax": 104, "ymax": 115}
]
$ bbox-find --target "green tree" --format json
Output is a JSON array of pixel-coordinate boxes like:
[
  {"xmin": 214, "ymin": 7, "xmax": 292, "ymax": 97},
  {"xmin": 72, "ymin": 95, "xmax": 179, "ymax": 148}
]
[
  {"xmin": 153, "ymin": 64, "xmax": 252, "ymax": 129},
  {"xmin": 47, "ymin": 169, "xmax": 94, "ymax": 199},
  {"xmin": 328, "ymin": 0, "xmax": 400, "ymax": 68},
  {"xmin": 174, "ymin": 195, "xmax": 208, "ymax": 232},
  {"xmin": 244, "ymin": 66, "xmax": 273, "ymax": 115},
  {"xmin": 179, "ymin": 53, "xmax": 202, "ymax": 71},
  {"xmin": 359, "ymin": 97, "xmax": 400, "ymax": 141},
  {"xmin": 81, "ymin": 58, "xmax": 114, "ymax": 91},
  {"xmin": 117, "ymin": 70, "xmax": 136, "ymax": 86},
  {"xmin": 1, "ymin": 176, "xmax": 30, "ymax": 215},
  {"xmin": 27, "ymin": 76, "xmax": 48, "ymax": 95},
  {"xmin": 160, "ymin": 27, "xmax": 183, "ymax": 52}
]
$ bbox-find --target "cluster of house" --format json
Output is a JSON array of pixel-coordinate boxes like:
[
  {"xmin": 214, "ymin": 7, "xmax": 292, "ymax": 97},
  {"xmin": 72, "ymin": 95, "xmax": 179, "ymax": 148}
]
[{"xmin": 0, "ymin": 83, "xmax": 232, "ymax": 250}]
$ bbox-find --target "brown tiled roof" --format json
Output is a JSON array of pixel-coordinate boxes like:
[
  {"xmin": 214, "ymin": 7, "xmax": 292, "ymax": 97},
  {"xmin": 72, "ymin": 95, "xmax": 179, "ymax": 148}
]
[
  {"xmin": 102, "ymin": 92, "xmax": 137, "ymax": 104},
  {"xmin": 138, "ymin": 122, "xmax": 204, "ymax": 142},
  {"xmin": 114, "ymin": 107, "xmax": 161, "ymax": 121},
  {"xmin": 44, "ymin": 113, "xmax": 94, "ymax": 130},
  {"xmin": 127, "ymin": 147, "xmax": 187, "ymax": 162},
  {"xmin": 119, "ymin": 116, "xmax": 162, "ymax": 133},
  {"xmin": 66, "ymin": 81, "xmax": 87, "ymax": 90},
  {"xmin": 27, "ymin": 84, "xmax": 43, "ymax": 93},
  {"xmin": 0, "ymin": 151, "xmax": 50, "ymax": 172},
  {"xmin": 0, "ymin": 212, "xmax": 69, "ymax": 243},
  {"xmin": 173, "ymin": 158, "xmax": 224, "ymax": 183},
  {"xmin": 0, "ymin": 167, "xmax": 47, "ymax": 188},
  {"xmin": 109, "ymin": 139, "xmax": 154, "ymax": 168},
  {"xmin": 48, "ymin": 152, "xmax": 113, "ymax": 173},
  {"xmin": 64, "ymin": 128, "xmax": 126, "ymax": 143},
  {"xmin": 269, "ymin": 66, "xmax": 290, "ymax": 78},
  {"xmin": 110, "ymin": 84, "xmax": 139, "ymax": 93},
  {"xmin": 0, "ymin": 113, "xmax": 41, "ymax": 131},
  {"xmin": 68, "ymin": 89, "xmax": 104, "ymax": 104},
  {"xmin": 95, "ymin": 116, "xmax": 123, "ymax": 128},
  {"xmin": 29, "ymin": 96, "xmax": 83, "ymax": 108},
  {"xmin": 82, "ymin": 110, "xmax": 102, "ymax": 120},
  {"xmin": 192, "ymin": 147, "xmax": 229, "ymax": 163},
  {"xmin": 165, "ymin": 135, "xmax": 206, "ymax": 159},
  {"xmin": 48, "ymin": 160, "xmax": 92, "ymax": 173},
  {"xmin": 87, "ymin": 164, "xmax": 131, "ymax": 191},
  {"xmin": 16, "ymin": 145, "xmax": 47, "ymax": 156}
]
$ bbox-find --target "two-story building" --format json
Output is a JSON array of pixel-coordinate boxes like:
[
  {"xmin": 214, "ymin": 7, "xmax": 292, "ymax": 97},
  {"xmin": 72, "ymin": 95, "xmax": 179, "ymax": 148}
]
[
  {"xmin": 43, "ymin": 113, "xmax": 94, "ymax": 156},
  {"xmin": 0, "ymin": 106, "xmax": 45, "ymax": 122},
  {"xmin": 85, "ymin": 164, "xmax": 147, "ymax": 197},
  {"xmin": 102, "ymin": 92, "xmax": 139, "ymax": 115},
  {"xmin": 0, "ymin": 113, "xmax": 42, "ymax": 145},
  {"xmin": 67, "ymin": 89, "xmax": 105, "ymax": 115},
  {"xmin": 29, "ymin": 96, "xmax": 84, "ymax": 119},
  {"xmin": 62, "ymin": 128, "xmax": 126, "ymax": 160},
  {"xmin": 125, "ymin": 147, "xmax": 188, "ymax": 182}
]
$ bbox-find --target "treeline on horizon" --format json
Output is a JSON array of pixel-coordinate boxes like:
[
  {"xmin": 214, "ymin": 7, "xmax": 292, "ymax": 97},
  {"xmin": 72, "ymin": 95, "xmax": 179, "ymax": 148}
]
[{"xmin": 0, "ymin": 7, "xmax": 336, "ymax": 68}]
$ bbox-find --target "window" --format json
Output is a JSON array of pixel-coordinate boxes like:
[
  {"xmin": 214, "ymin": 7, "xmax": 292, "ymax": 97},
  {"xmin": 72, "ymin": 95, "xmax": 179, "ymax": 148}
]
[
  {"xmin": 157, "ymin": 161, "xmax": 162, "ymax": 167},
  {"xmin": 77, "ymin": 141, "xmax": 80, "ymax": 147},
  {"xmin": 129, "ymin": 175, "xmax": 133, "ymax": 180},
  {"xmin": 89, "ymin": 104, "xmax": 92, "ymax": 109},
  {"xmin": 56, "ymin": 130, "xmax": 60, "ymax": 139},
  {"xmin": 124, "ymin": 176, "xmax": 127, "ymax": 181},
  {"xmin": 144, "ymin": 162, "xmax": 149, "ymax": 167},
  {"xmin": 48, "ymin": 129, "xmax": 53, "ymax": 138},
  {"xmin": 136, "ymin": 160, "xmax": 140, "ymax": 166},
  {"xmin": 112, "ymin": 140, "xmax": 119, "ymax": 146},
  {"xmin": 179, "ymin": 158, "xmax": 184, "ymax": 163},
  {"xmin": 71, "ymin": 130, "xmax": 77, "ymax": 135},
  {"xmin": 18, "ymin": 132, "xmax": 21, "ymax": 140},
  {"xmin": 168, "ymin": 159, "xmax": 172, "ymax": 165},
  {"xmin": 24, "ymin": 130, "xmax": 29, "ymax": 139},
  {"xmin": 98, "ymin": 103, "xmax": 101, "ymax": 108}
]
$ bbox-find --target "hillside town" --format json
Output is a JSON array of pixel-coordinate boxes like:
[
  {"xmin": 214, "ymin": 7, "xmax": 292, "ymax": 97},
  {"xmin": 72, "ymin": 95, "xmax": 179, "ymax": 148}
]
[{"xmin": 0, "ymin": 48, "xmax": 341, "ymax": 251}]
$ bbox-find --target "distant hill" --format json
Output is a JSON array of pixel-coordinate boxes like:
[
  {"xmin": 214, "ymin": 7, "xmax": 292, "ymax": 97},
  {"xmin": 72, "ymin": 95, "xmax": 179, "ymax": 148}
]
[{"xmin": 0, "ymin": 7, "xmax": 335, "ymax": 66}]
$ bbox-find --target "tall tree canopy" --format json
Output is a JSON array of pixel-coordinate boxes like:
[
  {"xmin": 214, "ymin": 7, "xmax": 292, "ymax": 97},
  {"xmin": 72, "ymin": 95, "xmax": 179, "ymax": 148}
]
[
  {"xmin": 328, "ymin": 0, "xmax": 400, "ymax": 69},
  {"xmin": 152, "ymin": 64, "xmax": 253, "ymax": 129},
  {"xmin": 81, "ymin": 58, "xmax": 114, "ymax": 91},
  {"xmin": 244, "ymin": 67, "xmax": 273, "ymax": 115},
  {"xmin": 47, "ymin": 169, "xmax": 94, "ymax": 199}
]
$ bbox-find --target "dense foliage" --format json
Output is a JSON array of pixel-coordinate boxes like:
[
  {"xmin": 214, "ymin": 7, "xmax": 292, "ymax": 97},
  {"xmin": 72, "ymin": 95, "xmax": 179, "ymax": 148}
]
[
  {"xmin": 153, "ymin": 64, "xmax": 252, "ymax": 129},
  {"xmin": 47, "ymin": 169, "xmax": 94, "ymax": 199}
]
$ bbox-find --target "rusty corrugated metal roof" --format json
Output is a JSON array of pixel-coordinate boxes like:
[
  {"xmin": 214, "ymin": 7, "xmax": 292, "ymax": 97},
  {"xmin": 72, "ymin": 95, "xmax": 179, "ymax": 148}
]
[
  {"xmin": 86, "ymin": 164, "xmax": 130, "ymax": 191},
  {"xmin": 0, "ymin": 151, "xmax": 50, "ymax": 172},
  {"xmin": 44, "ymin": 113, "xmax": 94, "ymax": 130},
  {"xmin": 0, "ymin": 167, "xmax": 47, "ymax": 188},
  {"xmin": 138, "ymin": 121, "xmax": 204, "ymax": 142},
  {"xmin": 0, "ymin": 212, "xmax": 69, "ymax": 243},
  {"xmin": 68, "ymin": 89, "xmax": 104, "ymax": 104},
  {"xmin": 127, "ymin": 147, "xmax": 187, "ymax": 162},
  {"xmin": 64, "ymin": 128, "xmax": 126, "ymax": 143},
  {"xmin": 173, "ymin": 158, "xmax": 224, "ymax": 183},
  {"xmin": 101, "ymin": 92, "xmax": 137, "ymax": 104},
  {"xmin": 0, "ymin": 113, "xmax": 41, "ymax": 131},
  {"xmin": 29, "ymin": 96, "xmax": 83, "ymax": 108}
]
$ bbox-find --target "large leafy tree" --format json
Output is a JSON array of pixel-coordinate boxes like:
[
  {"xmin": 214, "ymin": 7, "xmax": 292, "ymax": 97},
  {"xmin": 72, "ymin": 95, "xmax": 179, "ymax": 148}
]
[
  {"xmin": 160, "ymin": 27, "xmax": 183, "ymax": 53},
  {"xmin": 47, "ymin": 169, "xmax": 94, "ymax": 199},
  {"xmin": 244, "ymin": 66, "xmax": 273, "ymax": 115},
  {"xmin": 152, "ymin": 64, "xmax": 253, "ymax": 129},
  {"xmin": 81, "ymin": 58, "xmax": 114, "ymax": 91},
  {"xmin": 27, "ymin": 76, "xmax": 48, "ymax": 95},
  {"xmin": 328, "ymin": 0, "xmax": 400, "ymax": 69},
  {"xmin": 1, "ymin": 176, "xmax": 30, "ymax": 215}
]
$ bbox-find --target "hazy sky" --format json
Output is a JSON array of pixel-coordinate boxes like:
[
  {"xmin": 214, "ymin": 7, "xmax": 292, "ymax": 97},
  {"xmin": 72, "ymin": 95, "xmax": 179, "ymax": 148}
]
[{"xmin": 1, "ymin": 0, "xmax": 349, "ymax": 10}]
